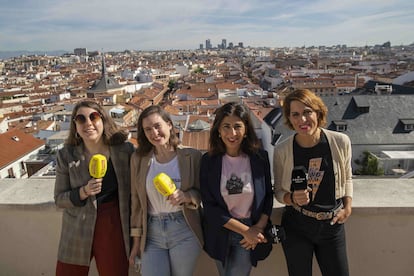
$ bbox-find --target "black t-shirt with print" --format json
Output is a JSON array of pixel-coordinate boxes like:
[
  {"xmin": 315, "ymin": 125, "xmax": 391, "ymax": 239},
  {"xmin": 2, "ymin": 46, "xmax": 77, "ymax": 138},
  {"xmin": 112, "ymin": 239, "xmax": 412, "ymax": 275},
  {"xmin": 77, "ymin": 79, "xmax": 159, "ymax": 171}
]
[{"xmin": 293, "ymin": 132, "xmax": 336, "ymax": 211}]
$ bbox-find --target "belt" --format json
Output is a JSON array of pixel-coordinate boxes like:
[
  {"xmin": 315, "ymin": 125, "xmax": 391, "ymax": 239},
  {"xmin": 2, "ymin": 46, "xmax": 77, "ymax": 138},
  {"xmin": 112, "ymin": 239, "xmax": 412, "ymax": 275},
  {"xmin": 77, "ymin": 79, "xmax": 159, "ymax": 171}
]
[{"xmin": 292, "ymin": 202, "xmax": 343, "ymax": 220}]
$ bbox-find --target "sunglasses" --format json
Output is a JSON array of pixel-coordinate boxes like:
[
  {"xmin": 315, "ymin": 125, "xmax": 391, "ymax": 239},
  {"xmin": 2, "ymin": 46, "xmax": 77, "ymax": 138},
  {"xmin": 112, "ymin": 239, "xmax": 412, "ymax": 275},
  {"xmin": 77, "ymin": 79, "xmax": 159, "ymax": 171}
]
[{"xmin": 73, "ymin": 111, "xmax": 102, "ymax": 124}]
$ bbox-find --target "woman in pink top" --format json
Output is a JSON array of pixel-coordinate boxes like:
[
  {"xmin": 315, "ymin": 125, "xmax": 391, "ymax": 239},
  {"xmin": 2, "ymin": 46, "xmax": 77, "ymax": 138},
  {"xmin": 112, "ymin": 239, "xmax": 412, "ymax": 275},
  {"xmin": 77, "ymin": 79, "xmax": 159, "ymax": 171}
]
[{"xmin": 200, "ymin": 102, "xmax": 273, "ymax": 276}]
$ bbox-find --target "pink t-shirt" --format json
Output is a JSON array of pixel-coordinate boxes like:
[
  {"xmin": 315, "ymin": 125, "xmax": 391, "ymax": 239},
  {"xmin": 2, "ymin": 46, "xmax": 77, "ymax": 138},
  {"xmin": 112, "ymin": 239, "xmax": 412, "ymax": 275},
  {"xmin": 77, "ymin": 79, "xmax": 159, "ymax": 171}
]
[{"xmin": 220, "ymin": 153, "xmax": 254, "ymax": 219}]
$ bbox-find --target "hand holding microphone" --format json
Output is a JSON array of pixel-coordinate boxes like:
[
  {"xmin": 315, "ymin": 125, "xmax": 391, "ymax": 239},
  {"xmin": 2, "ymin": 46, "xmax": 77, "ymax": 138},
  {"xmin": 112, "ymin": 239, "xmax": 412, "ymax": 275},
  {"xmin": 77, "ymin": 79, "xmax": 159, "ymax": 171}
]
[
  {"xmin": 291, "ymin": 166, "xmax": 312, "ymax": 206},
  {"xmin": 83, "ymin": 154, "xmax": 107, "ymax": 197},
  {"xmin": 89, "ymin": 154, "xmax": 107, "ymax": 178},
  {"xmin": 153, "ymin": 172, "xmax": 188, "ymax": 205},
  {"xmin": 153, "ymin": 172, "xmax": 176, "ymax": 196}
]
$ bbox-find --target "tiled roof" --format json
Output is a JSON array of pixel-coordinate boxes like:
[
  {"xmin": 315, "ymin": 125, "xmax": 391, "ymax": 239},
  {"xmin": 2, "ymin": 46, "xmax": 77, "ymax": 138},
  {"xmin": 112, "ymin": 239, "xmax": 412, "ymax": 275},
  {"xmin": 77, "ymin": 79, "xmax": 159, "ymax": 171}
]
[
  {"xmin": 164, "ymin": 105, "xmax": 183, "ymax": 116},
  {"xmin": 187, "ymin": 119, "xmax": 210, "ymax": 131},
  {"xmin": 216, "ymin": 82, "xmax": 242, "ymax": 90},
  {"xmin": 0, "ymin": 129, "xmax": 45, "ymax": 169},
  {"xmin": 89, "ymin": 75, "xmax": 121, "ymax": 91},
  {"xmin": 269, "ymin": 94, "xmax": 414, "ymax": 145},
  {"xmin": 8, "ymin": 119, "xmax": 55, "ymax": 135}
]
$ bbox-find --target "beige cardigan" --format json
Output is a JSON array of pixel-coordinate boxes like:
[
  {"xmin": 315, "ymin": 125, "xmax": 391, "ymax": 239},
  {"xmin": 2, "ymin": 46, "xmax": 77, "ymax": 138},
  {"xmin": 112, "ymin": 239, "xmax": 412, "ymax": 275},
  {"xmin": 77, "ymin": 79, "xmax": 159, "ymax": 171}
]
[
  {"xmin": 273, "ymin": 128, "xmax": 353, "ymax": 204},
  {"xmin": 130, "ymin": 146, "xmax": 204, "ymax": 253}
]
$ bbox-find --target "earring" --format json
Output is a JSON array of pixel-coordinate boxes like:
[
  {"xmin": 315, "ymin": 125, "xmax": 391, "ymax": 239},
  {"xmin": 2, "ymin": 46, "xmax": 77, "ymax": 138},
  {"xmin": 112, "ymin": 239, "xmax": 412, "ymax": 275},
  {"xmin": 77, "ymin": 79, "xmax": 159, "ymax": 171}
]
[{"xmin": 75, "ymin": 132, "xmax": 81, "ymax": 139}]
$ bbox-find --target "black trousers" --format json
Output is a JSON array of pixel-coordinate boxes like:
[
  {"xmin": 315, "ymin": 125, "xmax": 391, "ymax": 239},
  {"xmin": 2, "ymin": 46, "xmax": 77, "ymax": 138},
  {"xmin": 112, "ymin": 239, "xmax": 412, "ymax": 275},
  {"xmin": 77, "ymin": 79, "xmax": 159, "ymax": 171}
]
[{"xmin": 281, "ymin": 207, "xmax": 349, "ymax": 276}]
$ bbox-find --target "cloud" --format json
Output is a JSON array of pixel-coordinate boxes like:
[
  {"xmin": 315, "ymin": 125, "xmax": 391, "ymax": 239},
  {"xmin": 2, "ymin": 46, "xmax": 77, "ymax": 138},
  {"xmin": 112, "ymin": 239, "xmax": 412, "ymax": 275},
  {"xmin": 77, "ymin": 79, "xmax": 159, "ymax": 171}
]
[{"xmin": 0, "ymin": 0, "xmax": 413, "ymax": 51}]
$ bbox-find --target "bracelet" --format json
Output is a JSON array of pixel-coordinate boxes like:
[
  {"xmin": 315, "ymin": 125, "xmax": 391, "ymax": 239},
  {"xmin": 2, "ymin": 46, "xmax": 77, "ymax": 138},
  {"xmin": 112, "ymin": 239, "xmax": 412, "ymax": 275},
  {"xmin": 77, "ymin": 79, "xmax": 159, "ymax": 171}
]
[
  {"xmin": 82, "ymin": 185, "xmax": 89, "ymax": 196},
  {"xmin": 290, "ymin": 192, "xmax": 294, "ymax": 205}
]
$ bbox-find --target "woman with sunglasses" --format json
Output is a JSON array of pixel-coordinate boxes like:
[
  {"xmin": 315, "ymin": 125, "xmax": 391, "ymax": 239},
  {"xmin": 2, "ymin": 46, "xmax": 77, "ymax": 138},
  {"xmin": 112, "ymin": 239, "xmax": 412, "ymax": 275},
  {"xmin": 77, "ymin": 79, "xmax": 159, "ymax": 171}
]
[
  {"xmin": 54, "ymin": 100, "xmax": 134, "ymax": 276},
  {"xmin": 129, "ymin": 105, "xmax": 203, "ymax": 276}
]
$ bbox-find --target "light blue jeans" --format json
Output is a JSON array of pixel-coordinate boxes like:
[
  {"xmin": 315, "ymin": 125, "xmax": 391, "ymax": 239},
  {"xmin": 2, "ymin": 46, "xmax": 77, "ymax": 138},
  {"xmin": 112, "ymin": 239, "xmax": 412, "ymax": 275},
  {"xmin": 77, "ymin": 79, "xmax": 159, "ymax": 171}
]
[
  {"xmin": 215, "ymin": 231, "xmax": 252, "ymax": 276},
  {"xmin": 141, "ymin": 211, "xmax": 201, "ymax": 276}
]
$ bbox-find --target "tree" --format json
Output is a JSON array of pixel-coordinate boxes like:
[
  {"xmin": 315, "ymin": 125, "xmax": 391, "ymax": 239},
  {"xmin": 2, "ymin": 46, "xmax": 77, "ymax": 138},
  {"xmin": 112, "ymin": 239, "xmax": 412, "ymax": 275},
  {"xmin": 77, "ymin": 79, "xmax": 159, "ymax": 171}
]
[
  {"xmin": 168, "ymin": 79, "xmax": 176, "ymax": 91},
  {"xmin": 355, "ymin": 151, "xmax": 384, "ymax": 175},
  {"xmin": 193, "ymin": 66, "xmax": 204, "ymax": 74}
]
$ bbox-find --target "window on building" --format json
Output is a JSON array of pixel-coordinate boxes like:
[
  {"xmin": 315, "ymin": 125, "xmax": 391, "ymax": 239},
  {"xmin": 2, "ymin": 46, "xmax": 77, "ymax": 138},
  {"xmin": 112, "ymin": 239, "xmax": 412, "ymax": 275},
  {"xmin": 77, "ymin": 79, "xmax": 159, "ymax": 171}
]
[
  {"xmin": 332, "ymin": 120, "xmax": 348, "ymax": 132},
  {"xmin": 8, "ymin": 168, "xmax": 15, "ymax": 178},
  {"xmin": 336, "ymin": 125, "xmax": 347, "ymax": 132},
  {"xmin": 20, "ymin": 161, "xmax": 26, "ymax": 175},
  {"xmin": 400, "ymin": 119, "xmax": 414, "ymax": 132}
]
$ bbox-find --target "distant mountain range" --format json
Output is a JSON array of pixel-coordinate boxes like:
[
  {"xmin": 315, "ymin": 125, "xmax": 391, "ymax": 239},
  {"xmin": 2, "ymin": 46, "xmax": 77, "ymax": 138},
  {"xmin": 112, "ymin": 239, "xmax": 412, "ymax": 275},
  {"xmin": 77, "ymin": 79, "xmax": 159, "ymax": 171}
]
[{"xmin": 0, "ymin": 50, "xmax": 69, "ymax": 60}]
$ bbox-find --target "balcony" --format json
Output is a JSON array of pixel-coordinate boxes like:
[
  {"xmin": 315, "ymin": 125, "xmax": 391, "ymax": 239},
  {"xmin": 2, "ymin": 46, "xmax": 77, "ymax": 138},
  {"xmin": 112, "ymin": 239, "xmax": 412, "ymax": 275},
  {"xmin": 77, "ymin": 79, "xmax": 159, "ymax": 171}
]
[{"xmin": 0, "ymin": 177, "xmax": 413, "ymax": 276}]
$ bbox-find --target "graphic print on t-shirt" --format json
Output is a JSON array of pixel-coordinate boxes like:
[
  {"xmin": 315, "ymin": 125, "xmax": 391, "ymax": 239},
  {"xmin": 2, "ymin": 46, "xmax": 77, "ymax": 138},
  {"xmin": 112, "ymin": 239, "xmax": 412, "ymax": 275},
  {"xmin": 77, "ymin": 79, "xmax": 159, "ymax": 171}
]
[
  {"xmin": 226, "ymin": 173, "xmax": 244, "ymax": 194},
  {"xmin": 308, "ymin": 158, "xmax": 324, "ymax": 201}
]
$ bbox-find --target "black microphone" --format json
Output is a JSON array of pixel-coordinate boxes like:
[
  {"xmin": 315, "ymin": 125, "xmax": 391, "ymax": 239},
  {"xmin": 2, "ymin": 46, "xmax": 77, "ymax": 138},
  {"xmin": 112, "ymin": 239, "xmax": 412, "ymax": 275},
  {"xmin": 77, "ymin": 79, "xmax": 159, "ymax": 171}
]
[
  {"xmin": 291, "ymin": 166, "xmax": 312, "ymax": 203},
  {"xmin": 291, "ymin": 166, "xmax": 308, "ymax": 190}
]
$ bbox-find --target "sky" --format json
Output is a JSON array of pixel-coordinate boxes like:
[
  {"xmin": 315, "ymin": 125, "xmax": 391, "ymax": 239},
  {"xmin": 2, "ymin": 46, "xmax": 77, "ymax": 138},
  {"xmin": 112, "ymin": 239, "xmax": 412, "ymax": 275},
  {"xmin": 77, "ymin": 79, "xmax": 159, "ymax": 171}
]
[{"xmin": 1, "ymin": 0, "xmax": 413, "ymax": 52}]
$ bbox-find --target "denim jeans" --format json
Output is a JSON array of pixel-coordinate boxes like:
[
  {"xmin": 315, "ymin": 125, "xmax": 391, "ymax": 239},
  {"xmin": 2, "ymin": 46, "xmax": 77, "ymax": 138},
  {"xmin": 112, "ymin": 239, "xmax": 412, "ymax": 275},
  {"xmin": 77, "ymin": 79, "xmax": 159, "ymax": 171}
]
[
  {"xmin": 215, "ymin": 231, "xmax": 252, "ymax": 276},
  {"xmin": 281, "ymin": 207, "xmax": 349, "ymax": 276},
  {"xmin": 141, "ymin": 211, "xmax": 201, "ymax": 276}
]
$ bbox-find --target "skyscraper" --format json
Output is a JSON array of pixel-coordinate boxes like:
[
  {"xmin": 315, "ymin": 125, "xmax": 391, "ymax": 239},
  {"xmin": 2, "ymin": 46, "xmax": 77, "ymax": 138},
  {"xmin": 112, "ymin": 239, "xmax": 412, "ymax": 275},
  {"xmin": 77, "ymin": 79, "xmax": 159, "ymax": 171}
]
[
  {"xmin": 74, "ymin": 48, "xmax": 87, "ymax": 56},
  {"xmin": 222, "ymin": 39, "xmax": 227, "ymax": 49},
  {"xmin": 205, "ymin": 39, "xmax": 212, "ymax": 49}
]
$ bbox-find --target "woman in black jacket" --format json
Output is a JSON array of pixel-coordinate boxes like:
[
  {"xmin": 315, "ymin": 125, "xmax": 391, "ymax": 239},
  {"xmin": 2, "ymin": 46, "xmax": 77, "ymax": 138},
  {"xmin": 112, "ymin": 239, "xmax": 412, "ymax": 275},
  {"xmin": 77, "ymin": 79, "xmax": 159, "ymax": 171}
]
[{"xmin": 200, "ymin": 102, "xmax": 273, "ymax": 276}]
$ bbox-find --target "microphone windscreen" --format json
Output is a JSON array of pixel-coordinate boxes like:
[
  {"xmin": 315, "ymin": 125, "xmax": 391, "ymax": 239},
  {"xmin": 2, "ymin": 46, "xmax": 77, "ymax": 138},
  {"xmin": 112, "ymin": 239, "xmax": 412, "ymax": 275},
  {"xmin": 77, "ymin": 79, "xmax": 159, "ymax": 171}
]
[
  {"xmin": 89, "ymin": 154, "xmax": 107, "ymax": 178},
  {"xmin": 153, "ymin": 172, "xmax": 177, "ymax": 196}
]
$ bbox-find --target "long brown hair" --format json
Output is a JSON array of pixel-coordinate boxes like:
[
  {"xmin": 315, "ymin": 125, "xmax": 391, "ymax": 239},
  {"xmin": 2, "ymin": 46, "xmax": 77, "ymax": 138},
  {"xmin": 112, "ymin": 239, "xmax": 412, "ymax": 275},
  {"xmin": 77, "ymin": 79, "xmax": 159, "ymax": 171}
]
[
  {"xmin": 136, "ymin": 105, "xmax": 180, "ymax": 155},
  {"xmin": 66, "ymin": 100, "xmax": 128, "ymax": 146},
  {"xmin": 208, "ymin": 102, "xmax": 260, "ymax": 156}
]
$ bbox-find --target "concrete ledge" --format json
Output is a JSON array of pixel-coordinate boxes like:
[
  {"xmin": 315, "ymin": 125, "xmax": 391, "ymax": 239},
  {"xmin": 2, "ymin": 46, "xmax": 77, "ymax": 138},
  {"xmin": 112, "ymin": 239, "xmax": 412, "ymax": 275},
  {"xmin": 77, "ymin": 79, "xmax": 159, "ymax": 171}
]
[
  {"xmin": 351, "ymin": 177, "xmax": 414, "ymax": 207},
  {"xmin": 0, "ymin": 178, "xmax": 54, "ymax": 204},
  {"xmin": 2, "ymin": 177, "xmax": 414, "ymax": 209},
  {"xmin": 1, "ymin": 177, "xmax": 414, "ymax": 276},
  {"xmin": 0, "ymin": 178, "xmax": 55, "ymax": 210}
]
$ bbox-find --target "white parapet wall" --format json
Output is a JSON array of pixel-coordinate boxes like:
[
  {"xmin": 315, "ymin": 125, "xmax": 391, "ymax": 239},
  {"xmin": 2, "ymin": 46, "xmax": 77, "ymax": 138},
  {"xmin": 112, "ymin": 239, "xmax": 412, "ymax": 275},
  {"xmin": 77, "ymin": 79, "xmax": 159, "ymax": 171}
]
[{"xmin": 0, "ymin": 178, "xmax": 414, "ymax": 276}]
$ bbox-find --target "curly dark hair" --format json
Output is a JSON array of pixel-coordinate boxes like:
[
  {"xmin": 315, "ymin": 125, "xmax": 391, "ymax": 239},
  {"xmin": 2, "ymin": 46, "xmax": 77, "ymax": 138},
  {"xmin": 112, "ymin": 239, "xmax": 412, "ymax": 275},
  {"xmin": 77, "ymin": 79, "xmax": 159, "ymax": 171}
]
[
  {"xmin": 66, "ymin": 100, "xmax": 128, "ymax": 146},
  {"xmin": 208, "ymin": 102, "xmax": 260, "ymax": 156},
  {"xmin": 136, "ymin": 105, "xmax": 180, "ymax": 155}
]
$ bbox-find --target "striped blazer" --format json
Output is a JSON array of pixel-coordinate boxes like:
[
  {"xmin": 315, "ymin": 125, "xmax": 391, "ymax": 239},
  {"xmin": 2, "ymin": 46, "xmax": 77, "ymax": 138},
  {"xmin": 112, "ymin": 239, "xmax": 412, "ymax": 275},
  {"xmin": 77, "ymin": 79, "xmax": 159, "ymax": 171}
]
[{"xmin": 54, "ymin": 142, "xmax": 134, "ymax": 266}]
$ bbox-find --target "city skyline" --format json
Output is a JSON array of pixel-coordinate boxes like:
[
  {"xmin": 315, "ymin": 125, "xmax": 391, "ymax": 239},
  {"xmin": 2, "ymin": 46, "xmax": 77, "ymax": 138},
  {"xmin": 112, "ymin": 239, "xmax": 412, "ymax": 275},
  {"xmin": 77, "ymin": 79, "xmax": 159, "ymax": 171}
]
[{"xmin": 1, "ymin": 0, "xmax": 413, "ymax": 52}]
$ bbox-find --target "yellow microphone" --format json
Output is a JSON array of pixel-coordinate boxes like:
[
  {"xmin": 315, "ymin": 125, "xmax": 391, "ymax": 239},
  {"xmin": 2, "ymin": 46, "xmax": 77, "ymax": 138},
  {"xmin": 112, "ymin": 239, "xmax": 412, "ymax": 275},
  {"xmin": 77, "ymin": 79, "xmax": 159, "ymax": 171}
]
[
  {"xmin": 153, "ymin": 172, "xmax": 176, "ymax": 196},
  {"xmin": 89, "ymin": 154, "xmax": 107, "ymax": 178}
]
